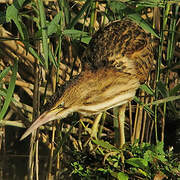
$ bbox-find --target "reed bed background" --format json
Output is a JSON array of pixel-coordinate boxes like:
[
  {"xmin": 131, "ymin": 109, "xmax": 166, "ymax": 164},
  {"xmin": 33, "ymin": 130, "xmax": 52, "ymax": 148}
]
[{"xmin": 0, "ymin": 0, "xmax": 180, "ymax": 179}]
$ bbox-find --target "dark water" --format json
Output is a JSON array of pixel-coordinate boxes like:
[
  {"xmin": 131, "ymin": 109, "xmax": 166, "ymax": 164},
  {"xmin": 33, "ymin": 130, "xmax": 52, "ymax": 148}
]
[{"xmin": 0, "ymin": 126, "xmax": 49, "ymax": 180}]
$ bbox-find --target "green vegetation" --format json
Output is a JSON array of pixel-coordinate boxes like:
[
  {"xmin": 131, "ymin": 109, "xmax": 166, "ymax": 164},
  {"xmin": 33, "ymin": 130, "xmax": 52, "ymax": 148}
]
[{"xmin": 71, "ymin": 141, "xmax": 180, "ymax": 179}]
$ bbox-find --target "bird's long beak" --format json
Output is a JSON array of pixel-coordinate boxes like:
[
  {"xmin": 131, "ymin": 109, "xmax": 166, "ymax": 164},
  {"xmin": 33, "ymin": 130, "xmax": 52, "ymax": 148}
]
[{"xmin": 20, "ymin": 108, "xmax": 66, "ymax": 141}]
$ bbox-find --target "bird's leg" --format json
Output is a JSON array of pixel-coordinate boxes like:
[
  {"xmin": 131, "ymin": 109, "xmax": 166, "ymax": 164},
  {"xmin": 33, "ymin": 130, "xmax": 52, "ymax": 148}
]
[
  {"xmin": 91, "ymin": 112, "xmax": 103, "ymax": 139},
  {"xmin": 98, "ymin": 112, "xmax": 106, "ymax": 139},
  {"xmin": 83, "ymin": 113, "xmax": 103, "ymax": 149},
  {"xmin": 113, "ymin": 106, "xmax": 120, "ymax": 147},
  {"xmin": 78, "ymin": 114, "xmax": 83, "ymax": 140},
  {"xmin": 118, "ymin": 103, "xmax": 127, "ymax": 148},
  {"xmin": 118, "ymin": 104, "xmax": 127, "ymax": 168},
  {"xmin": 78, "ymin": 114, "xmax": 83, "ymax": 151}
]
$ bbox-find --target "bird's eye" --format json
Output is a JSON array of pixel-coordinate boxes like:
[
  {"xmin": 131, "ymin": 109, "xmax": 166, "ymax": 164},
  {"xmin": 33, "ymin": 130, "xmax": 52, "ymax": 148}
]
[{"xmin": 57, "ymin": 102, "xmax": 64, "ymax": 108}]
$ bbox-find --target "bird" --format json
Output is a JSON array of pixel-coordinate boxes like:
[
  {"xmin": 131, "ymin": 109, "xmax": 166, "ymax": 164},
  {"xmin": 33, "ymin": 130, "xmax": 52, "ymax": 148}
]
[{"xmin": 20, "ymin": 18, "xmax": 153, "ymax": 141}]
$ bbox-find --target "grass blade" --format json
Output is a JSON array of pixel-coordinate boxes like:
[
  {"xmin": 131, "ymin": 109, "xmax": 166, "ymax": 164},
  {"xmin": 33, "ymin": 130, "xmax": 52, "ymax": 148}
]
[
  {"xmin": 147, "ymin": 95, "xmax": 180, "ymax": 106},
  {"xmin": 0, "ymin": 66, "xmax": 11, "ymax": 81},
  {"xmin": 38, "ymin": 0, "xmax": 49, "ymax": 69},
  {"xmin": 0, "ymin": 60, "xmax": 18, "ymax": 120},
  {"xmin": 69, "ymin": 0, "xmax": 92, "ymax": 28}
]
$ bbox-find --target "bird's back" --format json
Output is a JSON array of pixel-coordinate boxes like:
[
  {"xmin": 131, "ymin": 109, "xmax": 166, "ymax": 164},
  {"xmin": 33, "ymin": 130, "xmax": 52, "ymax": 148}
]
[{"xmin": 83, "ymin": 18, "xmax": 154, "ymax": 83}]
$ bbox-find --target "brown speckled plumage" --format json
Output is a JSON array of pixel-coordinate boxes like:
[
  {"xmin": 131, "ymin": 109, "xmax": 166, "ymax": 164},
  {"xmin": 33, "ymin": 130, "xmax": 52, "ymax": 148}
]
[
  {"xmin": 20, "ymin": 18, "xmax": 154, "ymax": 140},
  {"xmin": 83, "ymin": 18, "xmax": 153, "ymax": 82}
]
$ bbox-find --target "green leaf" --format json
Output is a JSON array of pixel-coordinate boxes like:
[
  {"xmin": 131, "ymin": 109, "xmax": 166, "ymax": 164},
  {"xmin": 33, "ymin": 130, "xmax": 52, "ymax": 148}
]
[
  {"xmin": 134, "ymin": 96, "xmax": 143, "ymax": 105},
  {"xmin": 19, "ymin": 20, "xmax": 30, "ymax": 48},
  {"xmin": 126, "ymin": 158, "xmax": 148, "ymax": 169},
  {"xmin": 135, "ymin": 0, "xmax": 165, "ymax": 8},
  {"xmin": 5, "ymin": 0, "xmax": 25, "ymax": 22},
  {"xmin": 47, "ymin": 12, "xmax": 62, "ymax": 36},
  {"xmin": 93, "ymin": 139, "xmax": 120, "ymax": 152},
  {"xmin": 0, "ymin": 11, "xmax": 6, "ymax": 24},
  {"xmin": 13, "ymin": 0, "xmax": 26, "ymax": 9},
  {"xmin": 0, "ymin": 88, "xmax": 16, "ymax": 103},
  {"xmin": 81, "ymin": 36, "xmax": 91, "ymax": 44},
  {"xmin": 117, "ymin": 172, "xmax": 129, "ymax": 180},
  {"xmin": 49, "ymin": 48, "xmax": 58, "ymax": 69},
  {"xmin": 6, "ymin": 5, "xmax": 18, "ymax": 23},
  {"xmin": 0, "ymin": 60, "xmax": 18, "ymax": 120},
  {"xmin": 147, "ymin": 95, "xmax": 180, "ymax": 106},
  {"xmin": 154, "ymin": 142, "xmax": 167, "ymax": 162},
  {"xmin": 134, "ymin": 96, "xmax": 154, "ymax": 116},
  {"xmin": 38, "ymin": 0, "xmax": 49, "ymax": 69},
  {"xmin": 128, "ymin": 14, "xmax": 160, "ymax": 38},
  {"xmin": 154, "ymin": 141, "xmax": 164, "ymax": 154},
  {"xmin": 6, "ymin": 1, "xmax": 28, "ymax": 41},
  {"xmin": 140, "ymin": 84, "xmax": 155, "ymax": 96},
  {"xmin": 28, "ymin": 46, "xmax": 45, "ymax": 66},
  {"xmin": 106, "ymin": 1, "xmax": 126, "ymax": 21},
  {"xmin": 0, "ymin": 67, "xmax": 11, "ymax": 81},
  {"xmin": 108, "ymin": 1, "xmax": 127, "ymax": 12},
  {"xmin": 63, "ymin": 29, "xmax": 88, "ymax": 37},
  {"xmin": 157, "ymin": 81, "xmax": 168, "ymax": 97},
  {"xmin": 136, "ymin": 168, "xmax": 148, "ymax": 177},
  {"xmin": 97, "ymin": 168, "xmax": 108, "ymax": 173},
  {"xmin": 0, "ymin": 89, "xmax": 7, "ymax": 97},
  {"xmin": 108, "ymin": 1, "xmax": 126, "ymax": 16},
  {"xmin": 110, "ymin": 170, "xmax": 129, "ymax": 180},
  {"xmin": 70, "ymin": 0, "xmax": 92, "ymax": 28},
  {"xmin": 114, "ymin": 161, "xmax": 119, "ymax": 168},
  {"xmin": 169, "ymin": 83, "xmax": 180, "ymax": 96},
  {"xmin": 144, "ymin": 150, "xmax": 154, "ymax": 162}
]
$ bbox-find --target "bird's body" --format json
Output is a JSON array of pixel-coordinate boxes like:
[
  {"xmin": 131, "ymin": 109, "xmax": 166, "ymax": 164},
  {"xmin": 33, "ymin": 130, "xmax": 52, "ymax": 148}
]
[
  {"xmin": 20, "ymin": 18, "xmax": 153, "ymax": 140},
  {"xmin": 54, "ymin": 65, "xmax": 139, "ymax": 115}
]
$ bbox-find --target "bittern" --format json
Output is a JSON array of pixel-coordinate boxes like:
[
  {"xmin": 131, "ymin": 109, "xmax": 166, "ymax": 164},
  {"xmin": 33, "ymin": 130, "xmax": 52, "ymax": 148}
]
[{"xmin": 20, "ymin": 18, "xmax": 153, "ymax": 141}]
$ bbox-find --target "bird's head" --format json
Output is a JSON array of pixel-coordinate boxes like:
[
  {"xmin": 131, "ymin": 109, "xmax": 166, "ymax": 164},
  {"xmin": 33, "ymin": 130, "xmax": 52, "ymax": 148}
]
[{"xmin": 20, "ymin": 98, "xmax": 74, "ymax": 140}]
